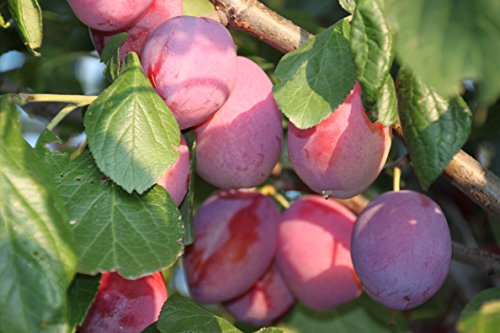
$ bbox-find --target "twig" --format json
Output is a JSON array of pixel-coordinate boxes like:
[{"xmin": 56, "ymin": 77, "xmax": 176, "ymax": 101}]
[
  {"xmin": 210, "ymin": 0, "xmax": 313, "ymax": 53},
  {"xmin": 210, "ymin": 0, "xmax": 500, "ymax": 219}
]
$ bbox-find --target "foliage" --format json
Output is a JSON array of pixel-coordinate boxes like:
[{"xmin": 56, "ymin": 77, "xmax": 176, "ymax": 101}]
[{"xmin": 0, "ymin": 0, "xmax": 499, "ymax": 332}]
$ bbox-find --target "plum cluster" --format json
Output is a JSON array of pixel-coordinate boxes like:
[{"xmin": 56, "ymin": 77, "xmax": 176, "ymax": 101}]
[
  {"xmin": 182, "ymin": 190, "xmax": 362, "ymax": 325},
  {"xmin": 68, "ymin": 0, "xmax": 452, "ymax": 330}
]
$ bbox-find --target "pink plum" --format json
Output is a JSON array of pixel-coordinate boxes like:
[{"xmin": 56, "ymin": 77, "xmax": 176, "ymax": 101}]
[
  {"xmin": 287, "ymin": 83, "xmax": 391, "ymax": 198},
  {"xmin": 184, "ymin": 190, "xmax": 280, "ymax": 303},
  {"xmin": 67, "ymin": 0, "xmax": 153, "ymax": 31},
  {"xmin": 141, "ymin": 16, "xmax": 237, "ymax": 129},
  {"xmin": 224, "ymin": 265, "xmax": 295, "ymax": 326},
  {"xmin": 351, "ymin": 190, "xmax": 452, "ymax": 310},
  {"xmin": 156, "ymin": 135, "xmax": 190, "ymax": 206},
  {"xmin": 195, "ymin": 56, "xmax": 282, "ymax": 189},
  {"xmin": 90, "ymin": 0, "xmax": 182, "ymax": 61},
  {"xmin": 79, "ymin": 272, "xmax": 167, "ymax": 333},
  {"xmin": 276, "ymin": 195, "xmax": 362, "ymax": 311}
]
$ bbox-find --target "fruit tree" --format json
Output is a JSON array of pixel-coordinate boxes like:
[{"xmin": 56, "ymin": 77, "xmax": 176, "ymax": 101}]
[{"xmin": 1, "ymin": 0, "xmax": 500, "ymax": 332}]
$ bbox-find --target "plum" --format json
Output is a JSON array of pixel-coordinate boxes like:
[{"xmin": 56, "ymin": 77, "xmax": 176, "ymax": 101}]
[
  {"xmin": 194, "ymin": 56, "xmax": 282, "ymax": 189},
  {"xmin": 224, "ymin": 265, "xmax": 295, "ymax": 326},
  {"xmin": 141, "ymin": 16, "xmax": 237, "ymax": 129},
  {"xmin": 156, "ymin": 135, "xmax": 190, "ymax": 206},
  {"xmin": 90, "ymin": 0, "xmax": 182, "ymax": 61},
  {"xmin": 184, "ymin": 190, "xmax": 280, "ymax": 303},
  {"xmin": 79, "ymin": 272, "xmax": 167, "ymax": 333},
  {"xmin": 276, "ymin": 196, "xmax": 362, "ymax": 311},
  {"xmin": 287, "ymin": 83, "xmax": 391, "ymax": 198},
  {"xmin": 67, "ymin": 0, "xmax": 153, "ymax": 31},
  {"xmin": 351, "ymin": 190, "xmax": 452, "ymax": 310}
]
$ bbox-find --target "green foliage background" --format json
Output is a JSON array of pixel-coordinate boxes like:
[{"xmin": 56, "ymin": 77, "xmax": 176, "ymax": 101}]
[{"xmin": 1, "ymin": 0, "xmax": 500, "ymax": 332}]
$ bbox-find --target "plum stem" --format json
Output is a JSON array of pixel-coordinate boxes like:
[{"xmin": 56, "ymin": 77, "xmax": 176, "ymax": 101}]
[
  {"xmin": 393, "ymin": 166, "xmax": 401, "ymax": 192},
  {"xmin": 16, "ymin": 93, "xmax": 97, "ymax": 105},
  {"xmin": 259, "ymin": 185, "xmax": 290, "ymax": 209},
  {"xmin": 47, "ymin": 103, "xmax": 86, "ymax": 131}
]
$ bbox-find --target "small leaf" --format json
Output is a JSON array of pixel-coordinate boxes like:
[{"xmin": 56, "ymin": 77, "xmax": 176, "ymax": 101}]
[
  {"xmin": 67, "ymin": 274, "xmax": 100, "ymax": 327},
  {"xmin": 179, "ymin": 132, "xmax": 196, "ymax": 245},
  {"xmin": 458, "ymin": 288, "xmax": 500, "ymax": 333},
  {"xmin": 372, "ymin": 75, "xmax": 398, "ymax": 126},
  {"xmin": 157, "ymin": 294, "xmax": 242, "ymax": 333},
  {"xmin": 53, "ymin": 151, "xmax": 184, "ymax": 278},
  {"xmin": 0, "ymin": 97, "xmax": 77, "ymax": 333},
  {"xmin": 279, "ymin": 295, "xmax": 410, "ymax": 333},
  {"xmin": 101, "ymin": 32, "xmax": 129, "ymax": 82},
  {"xmin": 386, "ymin": 0, "xmax": 500, "ymax": 104},
  {"xmin": 7, "ymin": 0, "xmax": 42, "ymax": 56},
  {"xmin": 273, "ymin": 17, "xmax": 356, "ymax": 129},
  {"xmin": 254, "ymin": 328, "xmax": 288, "ymax": 333},
  {"xmin": 397, "ymin": 68, "xmax": 472, "ymax": 189},
  {"xmin": 350, "ymin": 0, "xmax": 394, "ymax": 109},
  {"xmin": 182, "ymin": 0, "xmax": 215, "ymax": 16},
  {"xmin": 142, "ymin": 323, "xmax": 162, "ymax": 333},
  {"xmin": 85, "ymin": 52, "xmax": 180, "ymax": 194},
  {"xmin": 338, "ymin": 0, "xmax": 356, "ymax": 14}
]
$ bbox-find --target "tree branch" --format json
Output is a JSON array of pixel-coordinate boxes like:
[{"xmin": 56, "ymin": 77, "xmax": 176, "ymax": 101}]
[{"xmin": 211, "ymin": 0, "xmax": 500, "ymax": 219}]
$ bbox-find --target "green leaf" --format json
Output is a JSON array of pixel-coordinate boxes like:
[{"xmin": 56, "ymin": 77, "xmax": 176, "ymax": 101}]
[
  {"xmin": 372, "ymin": 75, "xmax": 398, "ymax": 126},
  {"xmin": 7, "ymin": 0, "xmax": 42, "ymax": 56},
  {"xmin": 67, "ymin": 274, "xmax": 100, "ymax": 327},
  {"xmin": 350, "ymin": 0, "xmax": 394, "ymax": 109},
  {"xmin": 142, "ymin": 323, "xmax": 162, "ymax": 333},
  {"xmin": 101, "ymin": 32, "xmax": 129, "ymax": 82},
  {"xmin": 458, "ymin": 288, "xmax": 500, "ymax": 333},
  {"xmin": 254, "ymin": 328, "xmax": 288, "ymax": 333},
  {"xmin": 85, "ymin": 52, "xmax": 180, "ymax": 194},
  {"xmin": 273, "ymin": 18, "xmax": 356, "ymax": 129},
  {"xmin": 0, "ymin": 97, "xmax": 77, "ymax": 333},
  {"xmin": 279, "ymin": 295, "xmax": 410, "ymax": 333},
  {"xmin": 386, "ymin": 0, "xmax": 500, "ymax": 104},
  {"xmin": 182, "ymin": 0, "xmax": 215, "ymax": 16},
  {"xmin": 338, "ymin": 0, "xmax": 356, "ymax": 14},
  {"xmin": 53, "ymin": 151, "xmax": 184, "ymax": 278},
  {"xmin": 397, "ymin": 68, "xmax": 472, "ymax": 189},
  {"xmin": 180, "ymin": 132, "xmax": 196, "ymax": 245},
  {"xmin": 156, "ymin": 294, "xmax": 242, "ymax": 333}
]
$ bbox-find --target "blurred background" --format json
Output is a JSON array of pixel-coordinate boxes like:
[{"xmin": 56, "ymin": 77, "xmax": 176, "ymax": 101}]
[{"xmin": 1, "ymin": 0, "xmax": 499, "ymax": 332}]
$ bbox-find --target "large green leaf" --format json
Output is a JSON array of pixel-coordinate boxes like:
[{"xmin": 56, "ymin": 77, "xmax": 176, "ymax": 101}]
[
  {"xmin": 372, "ymin": 75, "xmax": 398, "ymax": 127},
  {"xmin": 279, "ymin": 295, "xmax": 409, "ymax": 333},
  {"xmin": 67, "ymin": 274, "xmax": 100, "ymax": 328},
  {"xmin": 156, "ymin": 294, "xmax": 242, "ymax": 333},
  {"xmin": 386, "ymin": 0, "xmax": 500, "ymax": 104},
  {"xmin": 350, "ymin": 0, "xmax": 394, "ymax": 115},
  {"xmin": 51, "ymin": 151, "xmax": 184, "ymax": 278},
  {"xmin": 0, "ymin": 97, "xmax": 77, "ymax": 333},
  {"xmin": 85, "ymin": 52, "xmax": 180, "ymax": 194},
  {"xmin": 273, "ymin": 18, "xmax": 356, "ymax": 129},
  {"xmin": 7, "ymin": 0, "xmax": 42, "ymax": 56},
  {"xmin": 458, "ymin": 288, "xmax": 500, "ymax": 333},
  {"xmin": 397, "ymin": 68, "xmax": 472, "ymax": 189}
]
